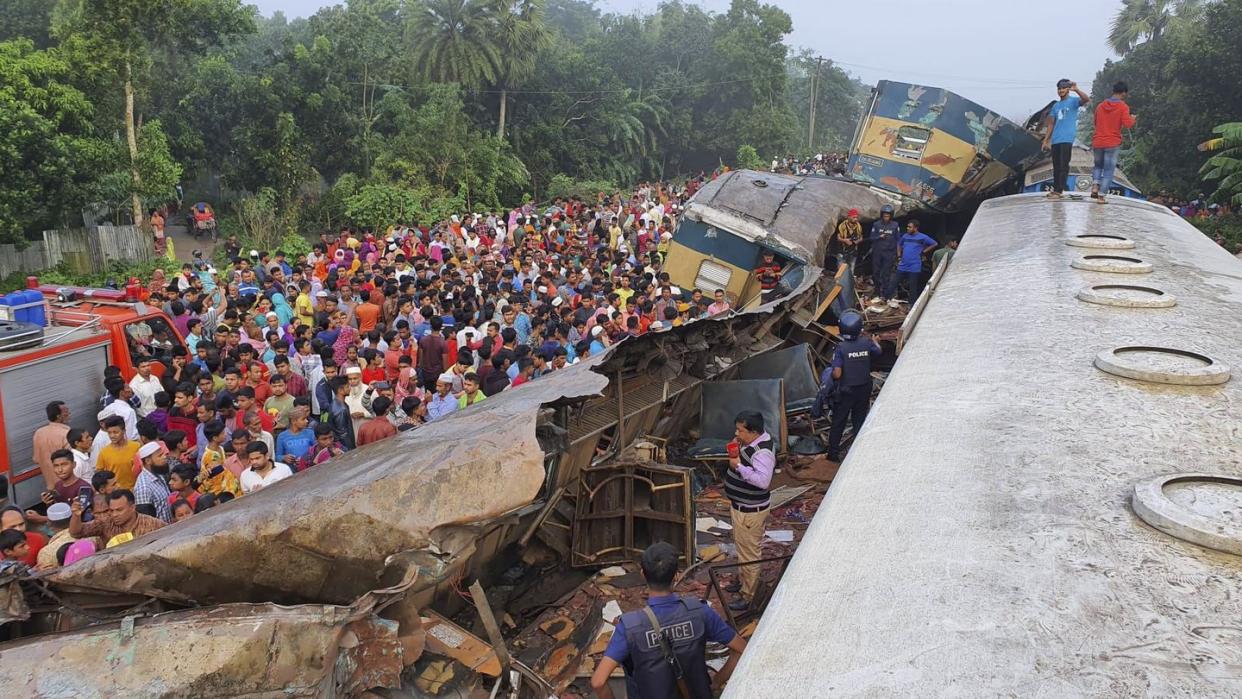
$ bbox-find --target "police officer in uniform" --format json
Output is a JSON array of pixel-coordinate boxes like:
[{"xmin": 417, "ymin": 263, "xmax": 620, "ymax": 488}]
[
  {"xmin": 827, "ymin": 310, "xmax": 882, "ymax": 461},
  {"xmin": 590, "ymin": 542, "xmax": 747, "ymax": 699},
  {"xmin": 868, "ymin": 205, "xmax": 901, "ymax": 306}
]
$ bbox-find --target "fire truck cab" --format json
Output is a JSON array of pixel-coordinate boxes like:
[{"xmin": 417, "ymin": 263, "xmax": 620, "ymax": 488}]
[{"xmin": 0, "ymin": 278, "xmax": 187, "ymax": 507}]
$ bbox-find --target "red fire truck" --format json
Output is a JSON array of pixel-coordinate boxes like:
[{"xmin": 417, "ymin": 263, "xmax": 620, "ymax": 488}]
[{"xmin": 0, "ymin": 278, "xmax": 186, "ymax": 506}]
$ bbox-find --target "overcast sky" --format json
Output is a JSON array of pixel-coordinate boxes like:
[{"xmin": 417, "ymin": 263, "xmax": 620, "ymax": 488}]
[{"xmin": 249, "ymin": 0, "xmax": 1121, "ymax": 121}]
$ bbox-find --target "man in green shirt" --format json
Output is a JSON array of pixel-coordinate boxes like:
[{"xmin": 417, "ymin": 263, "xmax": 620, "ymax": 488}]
[
  {"xmin": 263, "ymin": 375, "xmax": 296, "ymax": 431},
  {"xmin": 457, "ymin": 373, "xmax": 487, "ymax": 409},
  {"xmin": 931, "ymin": 239, "xmax": 958, "ymax": 270}
]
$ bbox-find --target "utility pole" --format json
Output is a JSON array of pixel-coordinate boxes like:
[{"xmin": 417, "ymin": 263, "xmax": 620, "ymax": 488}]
[{"xmin": 808, "ymin": 56, "xmax": 823, "ymax": 152}]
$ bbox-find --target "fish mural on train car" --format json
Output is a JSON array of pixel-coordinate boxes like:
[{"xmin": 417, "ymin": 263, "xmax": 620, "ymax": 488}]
[{"xmin": 846, "ymin": 80, "xmax": 1045, "ymax": 213}]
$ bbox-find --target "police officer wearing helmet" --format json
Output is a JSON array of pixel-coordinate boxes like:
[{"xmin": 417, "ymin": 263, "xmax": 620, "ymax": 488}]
[
  {"xmin": 591, "ymin": 542, "xmax": 747, "ymax": 699},
  {"xmin": 827, "ymin": 309, "xmax": 882, "ymax": 461},
  {"xmin": 868, "ymin": 205, "xmax": 901, "ymax": 306}
]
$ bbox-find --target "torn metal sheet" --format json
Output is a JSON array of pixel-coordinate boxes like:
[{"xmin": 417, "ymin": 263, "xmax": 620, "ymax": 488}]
[
  {"xmin": 0, "ymin": 597, "xmax": 405, "ymax": 698},
  {"xmin": 45, "ymin": 360, "xmax": 610, "ymax": 606}
]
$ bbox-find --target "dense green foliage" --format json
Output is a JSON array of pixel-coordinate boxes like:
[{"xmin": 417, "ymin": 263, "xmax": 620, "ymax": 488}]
[
  {"xmin": 0, "ymin": 0, "xmax": 865, "ymax": 243},
  {"xmin": 0, "ymin": 0, "xmax": 864, "ymax": 245},
  {"xmin": 1091, "ymin": 0, "xmax": 1240, "ymax": 195},
  {"xmin": 1199, "ymin": 122, "xmax": 1242, "ymax": 205}
]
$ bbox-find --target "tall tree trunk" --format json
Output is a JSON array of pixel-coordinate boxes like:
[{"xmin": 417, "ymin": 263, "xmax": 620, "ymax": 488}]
[
  {"xmin": 497, "ymin": 87, "xmax": 507, "ymax": 139},
  {"xmin": 124, "ymin": 60, "xmax": 144, "ymax": 229}
]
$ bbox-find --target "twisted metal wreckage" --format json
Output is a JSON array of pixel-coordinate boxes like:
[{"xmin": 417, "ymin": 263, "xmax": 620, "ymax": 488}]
[{"xmin": 0, "ymin": 175, "xmax": 883, "ymax": 696}]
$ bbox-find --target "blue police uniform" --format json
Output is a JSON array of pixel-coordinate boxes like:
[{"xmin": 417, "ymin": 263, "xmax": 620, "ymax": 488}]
[
  {"xmin": 827, "ymin": 335, "xmax": 882, "ymax": 459},
  {"xmin": 604, "ymin": 594, "xmax": 736, "ymax": 699},
  {"xmin": 868, "ymin": 219, "xmax": 900, "ymax": 299}
]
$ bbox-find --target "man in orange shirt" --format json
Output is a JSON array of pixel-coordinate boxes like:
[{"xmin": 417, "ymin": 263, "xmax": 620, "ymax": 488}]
[
  {"xmin": 1091, "ymin": 80, "xmax": 1137, "ymax": 204},
  {"xmin": 355, "ymin": 290, "xmax": 381, "ymax": 333},
  {"xmin": 96, "ymin": 416, "xmax": 140, "ymax": 490}
]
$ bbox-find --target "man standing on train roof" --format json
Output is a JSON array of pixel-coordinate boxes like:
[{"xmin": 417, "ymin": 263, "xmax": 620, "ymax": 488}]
[
  {"xmin": 896, "ymin": 218, "xmax": 937, "ymax": 303},
  {"xmin": 1041, "ymin": 79, "xmax": 1090, "ymax": 199},
  {"xmin": 868, "ymin": 205, "xmax": 900, "ymax": 307},
  {"xmin": 1092, "ymin": 81, "xmax": 1137, "ymax": 204},
  {"xmin": 590, "ymin": 542, "xmax": 747, "ymax": 699},
  {"xmin": 827, "ymin": 310, "xmax": 882, "ymax": 463}
]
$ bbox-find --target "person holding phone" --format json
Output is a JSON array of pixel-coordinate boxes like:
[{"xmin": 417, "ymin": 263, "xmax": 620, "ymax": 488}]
[
  {"xmin": 48, "ymin": 449, "xmax": 92, "ymax": 506},
  {"xmin": 723, "ymin": 410, "xmax": 776, "ymax": 612}
]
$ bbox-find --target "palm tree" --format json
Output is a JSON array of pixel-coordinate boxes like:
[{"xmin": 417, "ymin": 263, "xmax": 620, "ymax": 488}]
[
  {"xmin": 494, "ymin": 0, "xmax": 552, "ymax": 139},
  {"xmin": 1199, "ymin": 122, "xmax": 1242, "ymax": 205},
  {"xmin": 601, "ymin": 90, "xmax": 669, "ymax": 180},
  {"xmin": 1108, "ymin": 0, "xmax": 1202, "ymax": 55},
  {"xmin": 406, "ymin": 0, "xmax": 502, "ymax": 88},
  {"xmin": 604, "ymin": 91, "xmax": 669, "ymax": 159}
]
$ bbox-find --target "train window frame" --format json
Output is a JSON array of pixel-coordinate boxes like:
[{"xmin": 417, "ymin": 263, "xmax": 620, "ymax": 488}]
[
  {"xmin": 892, "ymin": 125, "xmax": 931, "ymax": 161},
  {"xmin": 694, "ymin": 259, "xmax": 733, "ymax": 293}
]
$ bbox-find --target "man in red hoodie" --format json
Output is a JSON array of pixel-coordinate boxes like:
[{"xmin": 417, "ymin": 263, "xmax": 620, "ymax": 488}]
[{"xmin": 1091, "ymin": 81, "xmax": 1137, "ymax": 204}]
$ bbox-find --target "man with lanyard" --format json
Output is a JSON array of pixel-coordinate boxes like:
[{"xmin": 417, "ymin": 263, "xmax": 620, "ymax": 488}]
[
  {"xmin": 590, "ymin": 542, "xmax": 747, "ymax": 699},
  {"xmin": 752, "ymin": 250, "xmax": 782, "ymax": 303},
  {"xmin": 868, "ymin": 204, "xmax": 900, "ymax": 307},
  {"xmin": 722, "ymin": 410, "xmax": 775, "ymax": 612},
  {"xmin": 827, "ymin": 310, "xmax": 882, "ymax": 462}
]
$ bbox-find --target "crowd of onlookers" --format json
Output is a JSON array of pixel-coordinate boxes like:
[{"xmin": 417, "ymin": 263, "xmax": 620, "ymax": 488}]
[
  {"xmin": 769, "ymin": 152, "xmax": 849, "ymax": 177},
  {"xmin": 1150, "ymin": 192, "xmax": 1235, "ymax": 220},
  {"xmin": 2, "ymin": 178, "xmax": 758, "ymax": 574}
]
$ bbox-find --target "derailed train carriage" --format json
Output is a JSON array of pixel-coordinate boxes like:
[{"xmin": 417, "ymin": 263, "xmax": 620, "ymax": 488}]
[
  {"xmin": 846, "ymin": 80, "xmax": 1045, "ymax": 213},
  {"xmin": 663, "ymin": 169, "xmax": 890, "ymax": 310}
]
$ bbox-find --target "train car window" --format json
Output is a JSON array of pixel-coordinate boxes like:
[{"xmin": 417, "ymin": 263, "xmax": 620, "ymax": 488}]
[
  {"xmin": 892, "ymin": 126, "xmax": 931, "ymax": 161},
  {"xmin": 695, "ymin": 259, "xmax": 733, "ymax": 293}
]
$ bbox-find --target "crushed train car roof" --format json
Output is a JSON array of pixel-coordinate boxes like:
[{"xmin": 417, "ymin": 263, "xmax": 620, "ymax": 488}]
[{"xmin": 681, "ymin": 170, "xmax": 890, "ymax": 264}]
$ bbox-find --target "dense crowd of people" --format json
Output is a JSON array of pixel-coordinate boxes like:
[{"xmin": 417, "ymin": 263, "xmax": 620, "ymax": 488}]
[
  {"xmin": 3, "ymin": 178, "xmax": 763, "ymax": 573},
  {"xmin": 769, "ymin": 152, "xmax": 848, "ymax": 176}
]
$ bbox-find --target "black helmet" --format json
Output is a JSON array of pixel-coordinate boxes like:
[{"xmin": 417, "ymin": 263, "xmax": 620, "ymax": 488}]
[
  {"xmin": 839, "ymin": 310, "xmax": 863, "ymax": 340},
  {"xmin": 880, "ymin": 205, "xmax": 894, "ymax": 216}
]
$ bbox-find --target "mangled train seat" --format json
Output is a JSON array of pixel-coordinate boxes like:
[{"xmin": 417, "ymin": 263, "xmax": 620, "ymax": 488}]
[
  {"xmin": 688, "ymin": 379, "xmax": 787, "ymax": 459},
  {"xmin": 736, "ymin": 344, "xmax": 818, "ymax": 415}
]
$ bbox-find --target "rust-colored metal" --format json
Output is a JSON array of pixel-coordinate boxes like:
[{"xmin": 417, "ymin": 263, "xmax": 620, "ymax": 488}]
[{"xmin": 571, "ymin": 459, "xmax": 695, "ymax": 568}]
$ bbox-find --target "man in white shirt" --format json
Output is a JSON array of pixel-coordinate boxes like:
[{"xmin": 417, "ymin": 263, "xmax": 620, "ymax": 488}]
[
  {"xmin": 101, "ymin": 378, "xmax": 138, "ymax": 440},
  {"xmin": 69, "ymin": 428, "xmax": 95, "ymax": 481},
  {"xmin": 128, "ymin": 359, "xmax": 162, "ymax": 417},
  {"xmin": 239, "ymin": 441, "xmax": 292, "ymax": 494}
]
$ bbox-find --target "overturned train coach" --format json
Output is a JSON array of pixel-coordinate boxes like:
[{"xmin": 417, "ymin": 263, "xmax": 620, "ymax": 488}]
[
  {"xmin": 664, "ymin": 168, "xmax": 890, "ymax": 312},
  {"xmin": 0, "ymin": 171, "xmax": 876, "ymax": 696},
  {"xmin": 847, "ymin": 80, "xmax": 1045, "ymax": 213}
]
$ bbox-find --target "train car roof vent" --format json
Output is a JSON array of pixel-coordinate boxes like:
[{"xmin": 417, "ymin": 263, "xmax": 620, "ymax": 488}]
[
  {"xmin": 1133, "ymin": 473, "xmax": 1242, "ymax": 557},
  {"xmin": 1064, "ymin": 234, "xmax": 1136, "ymax": 250},
  {"xmin": 1077, "ymin": 284, "xmax": 1177, "ymax": 308},
  {"xmin": 1094, "ymin": 346, "xmax": 1231, "ymax": 385},
  {"xmin": 1071, "ymin": 254, "xmax": 1153, "ymax": 274}
]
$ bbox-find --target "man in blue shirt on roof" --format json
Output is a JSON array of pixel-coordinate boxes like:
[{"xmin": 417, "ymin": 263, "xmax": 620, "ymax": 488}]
[
  {"xmin": 896, "ymin": 219, "xmax": 937, "ymax": 303},
  {"xmin": 1041, "ymin": 79, "xmax": 1090, "ymax": 199},
  {"xmin": 590, "ymin": 542, "xmax": 747, "ymax": 699}
]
